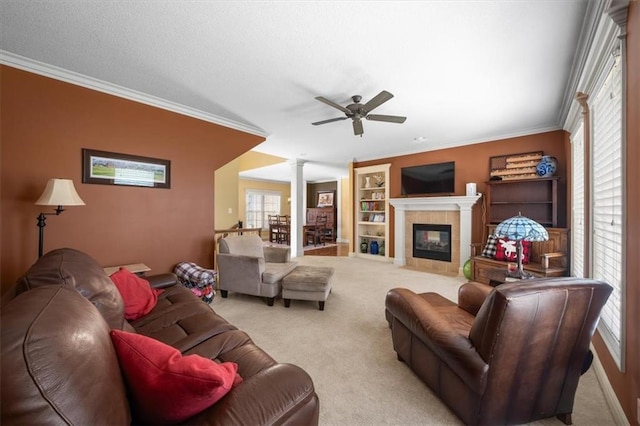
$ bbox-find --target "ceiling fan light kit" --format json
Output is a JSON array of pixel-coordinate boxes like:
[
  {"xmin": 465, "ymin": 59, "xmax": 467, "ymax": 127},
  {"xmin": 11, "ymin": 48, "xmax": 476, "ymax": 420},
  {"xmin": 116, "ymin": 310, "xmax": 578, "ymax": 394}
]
[{"xmin": 312, "ymin": 90, "xmax": 407, "ymax": 136}]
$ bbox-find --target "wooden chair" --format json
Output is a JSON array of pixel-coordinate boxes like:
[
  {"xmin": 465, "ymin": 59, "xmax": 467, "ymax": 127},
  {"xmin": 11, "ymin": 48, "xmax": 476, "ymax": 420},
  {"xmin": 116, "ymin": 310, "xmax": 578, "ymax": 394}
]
[
  {"xmin": 268, "ymin": 215, "xmax": 279, "ymax": 243},
  {"xmin": 305, "ymin": 215, "xmax": 327, "ymax": 246},
  {"xmin": 321, "ymin": 224, "xmax": 335, "ymax": 243},
  {"xmin": 276, "ymin": 215, "xmax": 291, "ymax": 244}
]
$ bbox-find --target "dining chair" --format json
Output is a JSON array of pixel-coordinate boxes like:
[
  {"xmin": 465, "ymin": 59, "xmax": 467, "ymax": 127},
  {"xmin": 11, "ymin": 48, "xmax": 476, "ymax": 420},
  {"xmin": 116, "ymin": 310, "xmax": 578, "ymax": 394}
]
[
  {"xmin": 305, "ymin": 215, "xmax": 327, "ymax": 246},
  {"xmin": 276, "ymin": 215, "xmax": 291, "ymax": 245}
]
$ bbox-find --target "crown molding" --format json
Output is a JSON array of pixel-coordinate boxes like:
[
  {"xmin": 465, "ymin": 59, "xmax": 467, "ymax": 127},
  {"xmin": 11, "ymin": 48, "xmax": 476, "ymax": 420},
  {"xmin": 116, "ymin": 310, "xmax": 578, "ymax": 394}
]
[
  {"xmin": 353, "ymin": 123, "xmax": 562, "ymax": 164},
  {"xmin": 561, "ymin": 0, "xmax": 629, "ymax": 131},
  {"xmin": 558, "ymin": 0, "xmax": 610, "ymax": 127},
  {"xmin": 0, "ymin": 51, "xmax": 267, "ymax": 138}
]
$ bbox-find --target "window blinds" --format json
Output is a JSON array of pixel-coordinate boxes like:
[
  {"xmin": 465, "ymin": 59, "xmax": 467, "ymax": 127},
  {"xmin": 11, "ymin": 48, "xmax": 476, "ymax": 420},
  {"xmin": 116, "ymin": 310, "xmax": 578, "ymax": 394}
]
[
  {"xmin": 591, "ymin": 59, "xmax": 623, "ymax": 363},
  {"xmin": 571, "ymin": 122, "xmax": 585, "ymax": 278},
  {"xmin": 245, "ymin": 190, "xmax": 281, "ymax": 229}
]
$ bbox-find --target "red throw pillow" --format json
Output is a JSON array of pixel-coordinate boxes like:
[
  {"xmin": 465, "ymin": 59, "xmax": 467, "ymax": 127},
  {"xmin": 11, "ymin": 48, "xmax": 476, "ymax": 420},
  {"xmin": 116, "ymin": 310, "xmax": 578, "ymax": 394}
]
[
  {"xmin": 109, "ymin": 268, "xmax": 163, "ymax": 320},
  {"xmin": 494, "ymin": 238, "xmax": 532, "ymax": 263},
  {"xmin": 110, "ymin": 330, "xmax": 242, "ymax": 424}
]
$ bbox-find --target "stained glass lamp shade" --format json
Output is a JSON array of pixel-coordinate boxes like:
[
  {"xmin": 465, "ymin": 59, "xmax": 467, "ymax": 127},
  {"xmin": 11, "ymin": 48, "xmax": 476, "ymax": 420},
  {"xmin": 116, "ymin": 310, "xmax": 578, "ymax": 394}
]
[{"xmin": 494, "ymin": 213, "xmax": 549, "ymax": 279}]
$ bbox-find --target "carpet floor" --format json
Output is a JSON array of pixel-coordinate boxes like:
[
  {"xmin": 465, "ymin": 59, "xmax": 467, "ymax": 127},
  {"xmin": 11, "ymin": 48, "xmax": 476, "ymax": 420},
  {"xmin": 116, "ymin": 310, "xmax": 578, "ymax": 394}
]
[{"xmin": 211, "ymin": 256, "xmax": 616, "ymax": 426}]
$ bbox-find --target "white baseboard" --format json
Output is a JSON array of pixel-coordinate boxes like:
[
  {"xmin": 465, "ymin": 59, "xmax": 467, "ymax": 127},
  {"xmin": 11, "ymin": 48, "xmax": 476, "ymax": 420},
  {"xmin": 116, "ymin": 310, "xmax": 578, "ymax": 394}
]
[{"xmin": 591, "ymin": 345, "xmax": 629, "ymax": 425}]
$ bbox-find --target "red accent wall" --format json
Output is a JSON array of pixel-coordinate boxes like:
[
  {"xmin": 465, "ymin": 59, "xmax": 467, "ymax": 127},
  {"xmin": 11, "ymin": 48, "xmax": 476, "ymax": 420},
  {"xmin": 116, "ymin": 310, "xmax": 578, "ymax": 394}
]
[
  {"xmin": 0, "ymin": 66, "xmax": 264, "ymax": 293},
  {"xmin": 355, "ymin": 130, "xmax": 569, "ymax": 257}
]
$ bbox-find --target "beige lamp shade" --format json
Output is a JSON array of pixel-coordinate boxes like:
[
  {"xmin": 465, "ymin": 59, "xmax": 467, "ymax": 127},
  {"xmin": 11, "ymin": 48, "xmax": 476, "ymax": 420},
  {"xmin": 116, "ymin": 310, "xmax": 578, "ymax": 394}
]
[{"xmin": 35, "ymin": 179, "xmax": 85, "ymax": 206}]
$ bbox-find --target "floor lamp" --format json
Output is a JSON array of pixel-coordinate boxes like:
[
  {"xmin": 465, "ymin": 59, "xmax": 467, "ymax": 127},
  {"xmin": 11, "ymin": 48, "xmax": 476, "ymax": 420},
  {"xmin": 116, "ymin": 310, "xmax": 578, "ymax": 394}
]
[
  {"xmin": 494, "ymin": 212, "xmax": 548, "ymax": 279},
  {"xmin": 35, "ymin": 178, "xmax": 85, "ymax": 258}
]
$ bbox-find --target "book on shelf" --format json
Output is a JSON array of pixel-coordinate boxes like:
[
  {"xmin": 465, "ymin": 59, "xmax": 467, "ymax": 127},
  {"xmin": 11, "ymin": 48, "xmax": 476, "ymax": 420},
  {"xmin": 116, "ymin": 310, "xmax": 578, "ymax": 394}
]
[
  {"xmin": 367, "ymin": 213, "xmax": 385, "ymax": 222},
  {"xmin": 361, "ymin": 201, "xmax": 382, "ymax": 211}
]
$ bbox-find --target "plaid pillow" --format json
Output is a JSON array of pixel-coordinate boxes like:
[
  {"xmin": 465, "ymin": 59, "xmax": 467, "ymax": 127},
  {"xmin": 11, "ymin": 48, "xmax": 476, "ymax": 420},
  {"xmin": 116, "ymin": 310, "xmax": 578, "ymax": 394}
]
[
  {"xmin": 481, "ymin": 235, "xmax": 498, "ymax": 258},
  {"xmin": 494, "ymin": 238, "xmax": 532, "ymax": 263}
]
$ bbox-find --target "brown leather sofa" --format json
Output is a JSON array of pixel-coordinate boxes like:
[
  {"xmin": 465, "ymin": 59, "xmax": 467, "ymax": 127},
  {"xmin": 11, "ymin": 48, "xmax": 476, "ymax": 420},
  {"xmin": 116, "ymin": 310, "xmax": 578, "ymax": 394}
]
[
  {"xmin": 385, "ymin": 278, "xmax": 612, "ymax": 425},
  {"xmin": 1, "ymin": 248, "xmax": 319, "ymax": 425}
]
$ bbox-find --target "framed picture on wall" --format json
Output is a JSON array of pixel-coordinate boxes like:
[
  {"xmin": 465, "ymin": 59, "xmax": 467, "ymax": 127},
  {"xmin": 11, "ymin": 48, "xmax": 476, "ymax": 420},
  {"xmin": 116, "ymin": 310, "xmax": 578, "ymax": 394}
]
[
  {"xmin": 82, "ymin": 148, "xmax": 171, "ymax": 189},
  {"xmin": 317, "ymin": 190, "xmax": 335, "ymax": 208}
]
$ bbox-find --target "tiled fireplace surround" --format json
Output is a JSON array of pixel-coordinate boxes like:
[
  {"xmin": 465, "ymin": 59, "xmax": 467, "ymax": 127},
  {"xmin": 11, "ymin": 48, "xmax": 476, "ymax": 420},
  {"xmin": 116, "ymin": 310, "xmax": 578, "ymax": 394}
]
[{"xmin": 389, "ymin": 195, "xmax": 482, "ymax": 276}]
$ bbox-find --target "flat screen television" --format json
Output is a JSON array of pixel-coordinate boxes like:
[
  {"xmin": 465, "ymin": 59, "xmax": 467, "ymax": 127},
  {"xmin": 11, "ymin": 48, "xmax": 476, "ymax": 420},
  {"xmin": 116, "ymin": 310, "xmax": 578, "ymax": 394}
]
[{"xmin": 401, "ymin": 161, "xmax": 455, "ymax": 195}]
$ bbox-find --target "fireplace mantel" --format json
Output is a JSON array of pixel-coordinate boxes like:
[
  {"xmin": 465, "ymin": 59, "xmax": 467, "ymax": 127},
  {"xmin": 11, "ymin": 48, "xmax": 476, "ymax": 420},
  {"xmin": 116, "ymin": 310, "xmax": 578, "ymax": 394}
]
[
  {"xmin": 389, "ymin": 195, "xmax": 482, "ymax": 272},
  {"xmin": 389, "ymin": 195, "xmax": 481, "ymax": 211}
]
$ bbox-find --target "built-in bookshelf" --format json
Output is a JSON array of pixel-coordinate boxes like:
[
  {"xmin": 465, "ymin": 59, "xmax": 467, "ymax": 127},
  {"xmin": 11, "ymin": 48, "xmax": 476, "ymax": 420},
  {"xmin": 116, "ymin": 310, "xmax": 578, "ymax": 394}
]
[
  {"xmin": 354, "ymin": 163, "xmax": 390, "ymax": 261},
  {"xmin": 486, "ymin": 177, "xmax": 559, "ymax": 227}
]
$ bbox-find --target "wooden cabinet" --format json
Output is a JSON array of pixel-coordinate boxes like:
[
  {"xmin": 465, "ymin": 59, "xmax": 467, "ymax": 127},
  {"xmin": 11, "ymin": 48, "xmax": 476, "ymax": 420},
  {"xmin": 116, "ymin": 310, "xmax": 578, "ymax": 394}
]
[
  {"xmin": 354, "ymin": 164, "xmax": 390, "ymax": 261},
  {"xmin": 486, "ymin": 177, "xmax": 559, "ymax": 227},
  {"xmin": 471, "ymin": 225, "xmax": 569, "ymax": 284}
]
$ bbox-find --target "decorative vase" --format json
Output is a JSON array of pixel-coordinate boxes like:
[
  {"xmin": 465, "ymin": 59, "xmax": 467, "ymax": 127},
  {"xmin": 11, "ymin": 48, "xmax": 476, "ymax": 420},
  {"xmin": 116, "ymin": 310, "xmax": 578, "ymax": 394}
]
[
  {"xmin": 536, "ymin": 155, "xmax": 557, "ymax": 177},
  {"xmin": 360, "ymin": 239, "xmax": 368, "ymax": 253},
  {"xmin": 379, "ymin": 242, "xmax": 385, "ymax": 256},
  {"xmin": 370, "ymin": 240, "xmax": 379, "ymax": 255},
  {"xmin": 364, "ymin": 176, "xmax": 371, "ymax": 188}
]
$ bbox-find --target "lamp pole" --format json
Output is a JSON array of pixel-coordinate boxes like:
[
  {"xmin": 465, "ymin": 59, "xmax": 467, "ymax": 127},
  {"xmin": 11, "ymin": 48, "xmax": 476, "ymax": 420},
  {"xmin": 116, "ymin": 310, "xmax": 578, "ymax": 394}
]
[
  {"xmin": 516, "ymin": 239, "xmax": 525, "ymax": 277},
  {"xmin": 36, "ymin": 206, "xmax": 64, "ymax": 258}
]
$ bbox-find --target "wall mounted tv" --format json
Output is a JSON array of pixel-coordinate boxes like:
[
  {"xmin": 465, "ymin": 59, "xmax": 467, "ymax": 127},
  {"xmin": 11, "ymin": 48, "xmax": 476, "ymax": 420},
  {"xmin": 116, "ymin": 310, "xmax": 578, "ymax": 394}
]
[{"xmin": 401, "ymin": 161, "xmax": 455, "ymax": 195}]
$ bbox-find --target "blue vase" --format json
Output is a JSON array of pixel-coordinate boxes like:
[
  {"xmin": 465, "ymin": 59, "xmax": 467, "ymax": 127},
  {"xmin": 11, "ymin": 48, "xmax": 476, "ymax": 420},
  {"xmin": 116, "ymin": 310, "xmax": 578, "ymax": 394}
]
[
  {"xmin": 536, "ymin": 155, "xmax": 557, "ymax": 177},
  {"xmin": 370, "ymin": 240, "xmax": 379, "ymax": 255}
]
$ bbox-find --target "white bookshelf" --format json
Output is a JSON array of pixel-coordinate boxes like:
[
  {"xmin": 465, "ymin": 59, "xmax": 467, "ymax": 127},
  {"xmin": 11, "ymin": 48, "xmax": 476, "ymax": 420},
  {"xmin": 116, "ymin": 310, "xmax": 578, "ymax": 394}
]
[{"xmin": 354, "ymin": 163, "xmax": 390, "ymax": 261}]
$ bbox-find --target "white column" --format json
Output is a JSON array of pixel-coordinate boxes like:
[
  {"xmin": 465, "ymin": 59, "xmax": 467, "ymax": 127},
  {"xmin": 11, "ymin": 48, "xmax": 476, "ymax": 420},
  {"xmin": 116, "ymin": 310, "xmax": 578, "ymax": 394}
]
[
  {"xmin": 393, "ymin": 204, "xmax": 406, "ymax": 266},
  {"xmin": 289, "ymin": 159, "xmax": 305, "ymax": 257},
  {"xmin": 458, "ymin": 203, "xmax": 474, "ymax": 271},
  {"xmin": 302, "ymin": 181, "xmax": 308, "ymax": 224},
  {"xmin": 335, "ymin": 177, "xmax": 342, "ymax": 242}
]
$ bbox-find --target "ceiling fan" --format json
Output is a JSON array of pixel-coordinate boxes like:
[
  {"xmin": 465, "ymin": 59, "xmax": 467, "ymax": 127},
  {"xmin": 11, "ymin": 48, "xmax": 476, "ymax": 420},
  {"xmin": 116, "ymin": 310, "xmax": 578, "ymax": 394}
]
[{"xmin": 311, "ymin": 90, "xmax": 407, "ymax": 136}]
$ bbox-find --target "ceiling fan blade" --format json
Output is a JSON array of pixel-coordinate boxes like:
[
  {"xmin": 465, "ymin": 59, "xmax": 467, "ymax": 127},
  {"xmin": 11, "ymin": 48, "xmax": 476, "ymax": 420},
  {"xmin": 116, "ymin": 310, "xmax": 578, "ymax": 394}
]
[
  {"xmin": 366, "ymin": 114, "xmax": 407, "ymax": 123},
  {"xmin": 353, "ymin": 119, "xmax": 364, "ymax": 136},
  {"xmin": 312, "ymin": 117, "xmax": 349, "ymax": 126},
  {"xmin": 362, "ymin": 90, "xmax": 393, "ymax": 113},
  {"xmin": 315, "ymin": 96, "xmax": 351, "ymax": 114}
]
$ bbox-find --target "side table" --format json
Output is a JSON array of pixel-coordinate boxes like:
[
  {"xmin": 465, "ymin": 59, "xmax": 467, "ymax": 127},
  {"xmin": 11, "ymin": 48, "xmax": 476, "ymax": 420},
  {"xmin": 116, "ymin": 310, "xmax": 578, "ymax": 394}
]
[
  {"xmin": 485, "ymin": 268, "xmax": 536, "ymax": 287},
  {"xmin": 103, "ymin": 263, "xmax": 150, "ymax": 277}
]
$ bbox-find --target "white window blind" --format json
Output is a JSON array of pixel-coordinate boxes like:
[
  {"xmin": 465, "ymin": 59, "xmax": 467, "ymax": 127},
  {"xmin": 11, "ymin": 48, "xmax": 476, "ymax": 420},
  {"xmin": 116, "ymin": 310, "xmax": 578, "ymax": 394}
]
[
  {"xmin": 571, "ymin": 122, "xmax": 585, "ymax": 278},
  {"xmin": 591, "ymin": 59, "xmax": 623, "ymax": 365},
  {"xmin": 245, "ymin": 190, "xmax": 281, "ymax": 229}
]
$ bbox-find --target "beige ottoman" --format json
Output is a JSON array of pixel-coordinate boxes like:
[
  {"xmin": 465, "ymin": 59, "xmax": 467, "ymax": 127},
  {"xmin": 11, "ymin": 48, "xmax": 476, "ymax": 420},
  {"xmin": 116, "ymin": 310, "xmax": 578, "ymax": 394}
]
[{"xmin": 282, "ymin": 266, "xmax": 334, "ymax": 311}]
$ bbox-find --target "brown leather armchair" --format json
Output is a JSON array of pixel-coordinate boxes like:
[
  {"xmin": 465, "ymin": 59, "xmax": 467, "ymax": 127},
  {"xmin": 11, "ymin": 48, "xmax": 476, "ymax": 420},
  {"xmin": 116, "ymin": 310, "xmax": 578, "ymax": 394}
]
[{"xmin": 385, "ymin": 278, "xmax": 612, "ymax": 425}]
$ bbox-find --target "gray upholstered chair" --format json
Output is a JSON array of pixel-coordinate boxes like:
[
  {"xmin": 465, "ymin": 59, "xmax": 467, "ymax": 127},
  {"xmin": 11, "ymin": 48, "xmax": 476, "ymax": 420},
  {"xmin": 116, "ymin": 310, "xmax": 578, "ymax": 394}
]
[{"xmin": 217, "ymin": 235, "xmax": 297, "ymax": 306}]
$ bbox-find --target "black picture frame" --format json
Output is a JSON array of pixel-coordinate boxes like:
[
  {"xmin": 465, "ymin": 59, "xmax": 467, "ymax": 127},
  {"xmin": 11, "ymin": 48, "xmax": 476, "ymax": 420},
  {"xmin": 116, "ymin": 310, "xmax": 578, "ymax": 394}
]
[{"xmin": 82, "ymin": 148, "xmax": 171, "ymax": 189}]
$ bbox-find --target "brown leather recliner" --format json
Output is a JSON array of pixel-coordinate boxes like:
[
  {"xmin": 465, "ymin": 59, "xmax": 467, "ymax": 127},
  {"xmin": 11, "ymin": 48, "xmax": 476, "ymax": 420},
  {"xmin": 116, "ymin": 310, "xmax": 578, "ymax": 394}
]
[{"xmin": 385, "ymin": 278, "xmax": 612, "ymax": 425}]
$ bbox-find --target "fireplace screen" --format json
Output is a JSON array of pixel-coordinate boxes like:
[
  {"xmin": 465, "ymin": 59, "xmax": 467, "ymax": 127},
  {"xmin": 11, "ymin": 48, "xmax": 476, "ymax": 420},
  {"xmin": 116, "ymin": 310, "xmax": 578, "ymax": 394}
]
[{"xmin": 413, "ymin": 224, "xmax": 452, "ymax": 262}]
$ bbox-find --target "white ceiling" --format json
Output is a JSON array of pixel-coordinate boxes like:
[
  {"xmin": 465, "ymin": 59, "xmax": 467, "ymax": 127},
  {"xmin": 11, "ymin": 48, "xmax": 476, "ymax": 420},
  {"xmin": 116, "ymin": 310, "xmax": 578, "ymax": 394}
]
[{"xmin": 0, "ymin": 1, "xmax": 591, "ymax": 182}]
